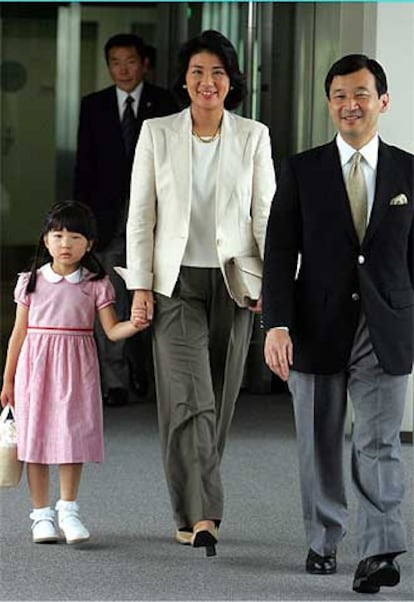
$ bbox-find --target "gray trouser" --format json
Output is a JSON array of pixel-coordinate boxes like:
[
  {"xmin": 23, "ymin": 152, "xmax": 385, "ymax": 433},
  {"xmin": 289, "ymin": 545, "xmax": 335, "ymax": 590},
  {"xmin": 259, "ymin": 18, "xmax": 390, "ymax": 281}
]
[
  {"xmin": 152, "ymin": 266, "xmax": 254, "ymax": 529},
  {"xmin": 288, "ymin": 314, "xmax": 408, "ymax": 559},
  {"xmin": 95, "ymin": 234, "xmax": 151, "ymax": 395}
]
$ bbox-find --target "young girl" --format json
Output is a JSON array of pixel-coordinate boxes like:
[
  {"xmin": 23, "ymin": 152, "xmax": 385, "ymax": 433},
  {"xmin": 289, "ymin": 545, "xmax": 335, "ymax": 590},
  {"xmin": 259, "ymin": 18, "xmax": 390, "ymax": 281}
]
[{"xmin": 0, "ymin": 201, "xmax": 147, "ymax": 545}]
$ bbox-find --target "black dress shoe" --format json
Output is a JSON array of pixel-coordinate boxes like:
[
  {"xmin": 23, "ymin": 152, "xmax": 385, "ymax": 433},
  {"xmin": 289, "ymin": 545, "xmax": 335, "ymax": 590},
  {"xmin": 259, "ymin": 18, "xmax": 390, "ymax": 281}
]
[
  {"xmin": 353, "ymin": 556, "xmax": 400, "ymax": 594},
  {"xmin": 306, "ymin": 548, "xmax": 337, "ymax": 574},
  {"xmin": 104, "ymin": 387, "xmax": 128, "ymax": 406}
]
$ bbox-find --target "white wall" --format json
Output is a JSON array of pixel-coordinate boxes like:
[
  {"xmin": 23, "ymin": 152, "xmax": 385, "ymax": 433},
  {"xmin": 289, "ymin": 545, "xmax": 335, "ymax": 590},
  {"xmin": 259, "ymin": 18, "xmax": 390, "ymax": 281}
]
[{"xmin": 375, "ymin": 4, "xmax": 414, "ymax": 155}]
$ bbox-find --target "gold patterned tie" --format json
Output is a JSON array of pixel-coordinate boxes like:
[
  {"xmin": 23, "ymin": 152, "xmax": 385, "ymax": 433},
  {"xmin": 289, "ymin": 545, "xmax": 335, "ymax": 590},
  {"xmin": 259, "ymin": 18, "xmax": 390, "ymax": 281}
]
[{"xmin": 346, "ymin": 152, "xmax": 368, "ymax": 243}]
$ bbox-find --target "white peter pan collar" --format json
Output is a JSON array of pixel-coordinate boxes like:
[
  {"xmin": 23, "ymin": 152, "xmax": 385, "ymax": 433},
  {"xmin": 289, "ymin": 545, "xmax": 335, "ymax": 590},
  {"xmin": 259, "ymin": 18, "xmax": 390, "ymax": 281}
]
[{"xmin": 40, "ymin": 263, "xmax": 83, "ymax": 284}]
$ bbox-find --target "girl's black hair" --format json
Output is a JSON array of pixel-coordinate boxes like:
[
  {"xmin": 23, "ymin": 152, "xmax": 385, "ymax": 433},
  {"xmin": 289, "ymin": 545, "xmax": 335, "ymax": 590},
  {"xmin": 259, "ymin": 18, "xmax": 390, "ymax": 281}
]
[
  {"xmin": 172, "ymin": 30, "xmax": 247, "ymax": 110},
  {"xmin": 26, "ymin": 200, "xmax": 106, "ymax": 294}
]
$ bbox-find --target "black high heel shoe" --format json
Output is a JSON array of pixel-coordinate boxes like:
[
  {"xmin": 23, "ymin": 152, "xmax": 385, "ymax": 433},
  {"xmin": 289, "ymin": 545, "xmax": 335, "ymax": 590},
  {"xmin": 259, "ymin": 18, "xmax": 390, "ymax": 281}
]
[{"xmin": 191, "ymin": 521, "xmax": 218, "ymax": 557}]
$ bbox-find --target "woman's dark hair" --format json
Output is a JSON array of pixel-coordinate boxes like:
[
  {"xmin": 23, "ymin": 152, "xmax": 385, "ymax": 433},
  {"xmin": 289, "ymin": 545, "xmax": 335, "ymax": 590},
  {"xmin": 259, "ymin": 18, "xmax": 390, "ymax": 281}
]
[
  {"xmin": 172, "ymin": 30, "xmax": 247, "ymax": 110},
  {"xmin": 324, "ymin": 54, "xmax": 388, "ymax": 98},
  {"xmin": 26, "ymin": 200, "xmax": 105, "ymax": 294}
]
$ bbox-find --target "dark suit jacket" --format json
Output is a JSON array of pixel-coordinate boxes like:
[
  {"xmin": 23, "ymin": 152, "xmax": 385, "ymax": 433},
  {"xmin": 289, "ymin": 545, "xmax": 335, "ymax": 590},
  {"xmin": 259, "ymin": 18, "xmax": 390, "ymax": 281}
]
[
  {"xmin": 262, "ymin": 139, "xmax": 414, "ymax": 375},
  {"xmin": 73, "ymin": 83, "xmax": 178, "ymax": 249}
]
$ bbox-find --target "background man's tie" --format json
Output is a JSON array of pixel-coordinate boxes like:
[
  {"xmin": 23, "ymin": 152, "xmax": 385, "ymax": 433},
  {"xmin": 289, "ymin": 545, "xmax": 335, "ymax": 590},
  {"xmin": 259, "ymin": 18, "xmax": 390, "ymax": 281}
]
[
  {"xmin": 121, "ymin": 96, "xmax": 137, "ymax": 158},
  {"xmin": 346, "ymin": 151, "xmax": 368, "ymax": 243}
]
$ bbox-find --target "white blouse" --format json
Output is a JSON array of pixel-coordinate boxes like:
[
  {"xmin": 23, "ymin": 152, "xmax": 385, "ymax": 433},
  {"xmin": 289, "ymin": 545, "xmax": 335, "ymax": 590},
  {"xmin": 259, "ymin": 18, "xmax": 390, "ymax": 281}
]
[{"xmin": 182, "ymin": 135, "xmax": 221, "ymax": 268}]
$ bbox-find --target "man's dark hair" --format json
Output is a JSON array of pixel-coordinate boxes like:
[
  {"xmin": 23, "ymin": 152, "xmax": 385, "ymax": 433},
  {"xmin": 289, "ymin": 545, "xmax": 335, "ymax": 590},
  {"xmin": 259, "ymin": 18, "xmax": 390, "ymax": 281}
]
[
  {"xmin": 172, "ymin": 30, "xmax": 247, "ymax": 110},
  {"xmin": 324, "ymin": 54, "xmax": 388, "ymax": 98},
  {"xmin": 104, "ymin": 33, "xmax": 146, "ymax": 64}
]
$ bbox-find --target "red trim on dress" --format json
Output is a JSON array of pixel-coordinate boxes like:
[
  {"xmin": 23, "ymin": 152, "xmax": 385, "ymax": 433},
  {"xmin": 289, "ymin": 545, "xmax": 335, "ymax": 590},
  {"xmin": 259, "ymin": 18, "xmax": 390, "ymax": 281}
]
[{"xmin": 27, "ymin": 326, "xmax": 93, "ymax": 332}]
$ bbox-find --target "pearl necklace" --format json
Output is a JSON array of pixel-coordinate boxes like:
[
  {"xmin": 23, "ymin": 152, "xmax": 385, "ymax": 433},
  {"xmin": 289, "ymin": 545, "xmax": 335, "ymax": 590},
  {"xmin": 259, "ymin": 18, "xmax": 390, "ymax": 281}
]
[{"xmin": 192, "ymin": 121, "xmax": 222, "ymax": 144}]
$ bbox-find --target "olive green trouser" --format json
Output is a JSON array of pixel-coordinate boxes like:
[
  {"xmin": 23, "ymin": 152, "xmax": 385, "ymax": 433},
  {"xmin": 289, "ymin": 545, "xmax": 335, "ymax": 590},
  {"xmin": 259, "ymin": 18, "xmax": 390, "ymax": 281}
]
[{"xmin": 152, "ymin": 266, "xmax": 254, "ymax": 529}]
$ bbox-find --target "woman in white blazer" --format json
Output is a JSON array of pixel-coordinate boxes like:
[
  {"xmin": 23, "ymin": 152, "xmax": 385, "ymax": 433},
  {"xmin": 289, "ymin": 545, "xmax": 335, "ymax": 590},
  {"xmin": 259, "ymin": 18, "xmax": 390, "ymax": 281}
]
[{"xmin": 122, "ymin": 30, "xmax": 276, "ymax": 556}]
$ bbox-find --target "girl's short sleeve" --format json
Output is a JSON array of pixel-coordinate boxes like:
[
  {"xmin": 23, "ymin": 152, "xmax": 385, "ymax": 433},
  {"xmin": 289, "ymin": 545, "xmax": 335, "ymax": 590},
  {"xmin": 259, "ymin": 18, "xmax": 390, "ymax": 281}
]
[
  {"xmin": 14, "ymin": 273, "xmax": 31, "ymax": 307},
  {"xmin": 95, "ymin": 276, "xmax": 116, "ymax": 310}
]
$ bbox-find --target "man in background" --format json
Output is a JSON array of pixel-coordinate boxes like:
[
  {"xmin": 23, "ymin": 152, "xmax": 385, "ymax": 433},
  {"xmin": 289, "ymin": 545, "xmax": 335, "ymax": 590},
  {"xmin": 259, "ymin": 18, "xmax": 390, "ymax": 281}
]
[{"xmin": 74, "ymin": 33, "xmax": 178, "ymax": 405}]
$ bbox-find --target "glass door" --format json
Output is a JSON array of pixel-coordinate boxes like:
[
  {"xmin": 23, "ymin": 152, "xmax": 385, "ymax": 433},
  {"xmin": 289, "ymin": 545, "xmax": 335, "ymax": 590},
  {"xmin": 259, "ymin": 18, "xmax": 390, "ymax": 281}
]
[{"xmin": 1, "ymin": 5, "xmax": 58, "ymax": 247}]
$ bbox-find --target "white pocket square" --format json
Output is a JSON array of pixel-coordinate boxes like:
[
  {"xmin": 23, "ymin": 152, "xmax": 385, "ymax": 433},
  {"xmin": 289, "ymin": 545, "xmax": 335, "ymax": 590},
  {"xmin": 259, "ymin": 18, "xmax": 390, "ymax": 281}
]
[{"xmin": 389, "ymin": 193, "xmax": 408, "ymax": 206}]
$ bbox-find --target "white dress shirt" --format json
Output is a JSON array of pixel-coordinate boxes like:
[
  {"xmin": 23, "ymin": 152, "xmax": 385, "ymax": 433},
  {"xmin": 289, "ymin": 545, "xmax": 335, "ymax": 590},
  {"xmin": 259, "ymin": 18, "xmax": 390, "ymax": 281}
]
[
  {"xmin": 182, "ymin": 136, "xmax": 221, "ymax": 268},
  {"xmin": 336, "ymin": 132, "xmax": 379, "ymax": 223},
  {"xmin": 116, "ymin": 83, "xmax": 144, "ymax": 119}
]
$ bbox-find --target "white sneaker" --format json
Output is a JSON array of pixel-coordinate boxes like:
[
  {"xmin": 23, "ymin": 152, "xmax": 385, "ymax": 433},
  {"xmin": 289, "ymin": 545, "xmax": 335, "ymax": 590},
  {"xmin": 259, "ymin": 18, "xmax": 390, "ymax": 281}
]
[
  {"xmin": 30, "ymin": 507, "xmax": 58, "ymax": 543},
  {"xmin": 56, "ymin": 499, "xmax": 90, "ymax": 544}
]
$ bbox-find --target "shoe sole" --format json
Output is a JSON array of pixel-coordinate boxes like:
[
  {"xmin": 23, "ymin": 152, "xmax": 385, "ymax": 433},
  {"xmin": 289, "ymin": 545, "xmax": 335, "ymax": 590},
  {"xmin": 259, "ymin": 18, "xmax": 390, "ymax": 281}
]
[
  {"xmin": 175, "ymin": 531, "xmax": 192, "ymax": 545},
  {"xmin": 353, "ymin": 566, "xmax": 400, "ymax": 594},
  {"xmin": 60, "ymin": 529, "xmax": 90, "ymax": 544},
  {"xmin": 33, "ymin": 537, "xmax": 58, "ymax": 544},
  {"xmin": 62, "ymin": 534, "xmax": 90, "ymax": 544},
  {"xmin": 306, "ymin": 566, "xmax": 337, "ymax": 575}
]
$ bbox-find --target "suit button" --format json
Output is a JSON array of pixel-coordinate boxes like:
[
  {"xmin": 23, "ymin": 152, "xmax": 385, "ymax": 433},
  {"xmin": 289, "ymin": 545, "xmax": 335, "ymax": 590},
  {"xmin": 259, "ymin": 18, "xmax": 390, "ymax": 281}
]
[
  {"xmin": 358, "ymin": 255, "xmax": 365, "ymax": 264},
  {"xmin": 351, "ymin": 293, "xmax": 360, "ymax": 301}
]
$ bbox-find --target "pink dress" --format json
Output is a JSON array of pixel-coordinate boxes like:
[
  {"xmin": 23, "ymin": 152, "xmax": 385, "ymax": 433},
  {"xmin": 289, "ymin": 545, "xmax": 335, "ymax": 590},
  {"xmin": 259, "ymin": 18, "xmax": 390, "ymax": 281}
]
[{"xmin": 14, "ymin": 264, "xmax": 115, "ymax": 464}]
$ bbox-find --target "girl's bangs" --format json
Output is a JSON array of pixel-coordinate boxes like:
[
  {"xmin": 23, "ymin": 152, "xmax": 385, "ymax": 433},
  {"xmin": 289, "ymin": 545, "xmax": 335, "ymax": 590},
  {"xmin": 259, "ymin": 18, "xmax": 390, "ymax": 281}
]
[{"xmin": 45, "ymin": 207, "xmax": 95, "ymax": 239}]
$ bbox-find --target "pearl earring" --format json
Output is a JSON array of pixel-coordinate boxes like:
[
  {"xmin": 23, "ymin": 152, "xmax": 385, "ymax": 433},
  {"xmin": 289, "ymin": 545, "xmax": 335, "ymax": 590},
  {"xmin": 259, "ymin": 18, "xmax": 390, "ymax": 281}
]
[{"xmin": 182, "ymin": 84, "xmax": 187, "ymax": 89}]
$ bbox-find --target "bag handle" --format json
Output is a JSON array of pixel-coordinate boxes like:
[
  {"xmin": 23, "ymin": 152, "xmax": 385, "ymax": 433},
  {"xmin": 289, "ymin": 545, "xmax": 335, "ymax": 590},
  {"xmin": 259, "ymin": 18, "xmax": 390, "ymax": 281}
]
[{"xmin": 0, "ymin": 404, "xmax": 15, "ymax": 423}]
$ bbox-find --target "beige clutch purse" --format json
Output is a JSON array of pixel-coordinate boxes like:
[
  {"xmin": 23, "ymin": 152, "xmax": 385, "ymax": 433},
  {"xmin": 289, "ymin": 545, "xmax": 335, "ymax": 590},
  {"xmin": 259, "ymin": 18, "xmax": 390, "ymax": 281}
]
[{"xmin": 224, "ymin": 256, "xmax": 262, "ymax": 308}]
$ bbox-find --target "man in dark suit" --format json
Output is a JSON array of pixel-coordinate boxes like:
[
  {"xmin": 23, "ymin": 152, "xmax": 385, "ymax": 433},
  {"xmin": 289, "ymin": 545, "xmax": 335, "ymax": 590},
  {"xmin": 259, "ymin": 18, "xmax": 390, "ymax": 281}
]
[
  {"xmin": 74, "ymin": 33, "xmax": 178, "ymax": 406},
  {"xmin": 263, "ymin": 54, "xmax": 413, "ymax": 594}
]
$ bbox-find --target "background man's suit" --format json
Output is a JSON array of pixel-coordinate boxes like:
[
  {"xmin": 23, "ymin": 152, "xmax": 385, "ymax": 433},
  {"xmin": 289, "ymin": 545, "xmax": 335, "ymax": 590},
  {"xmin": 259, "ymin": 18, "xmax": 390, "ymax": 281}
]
[
  {"xmin": 74, "ymin": 82, "xmax": 178, "ymax": 401},
  {"xmin": 74, "ymin": 83, "xmax": 178, "ymax": 250},
  {"xmin": 263, "ymin": 137, "xmax": 413, "ymax": 558}
]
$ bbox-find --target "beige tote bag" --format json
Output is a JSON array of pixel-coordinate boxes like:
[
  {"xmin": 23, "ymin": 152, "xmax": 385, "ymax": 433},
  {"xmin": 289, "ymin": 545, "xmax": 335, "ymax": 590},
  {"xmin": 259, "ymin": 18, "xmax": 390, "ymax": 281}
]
[{"xmin": 0, "ymin": 405, "xmax": 23, "ymax": 488}]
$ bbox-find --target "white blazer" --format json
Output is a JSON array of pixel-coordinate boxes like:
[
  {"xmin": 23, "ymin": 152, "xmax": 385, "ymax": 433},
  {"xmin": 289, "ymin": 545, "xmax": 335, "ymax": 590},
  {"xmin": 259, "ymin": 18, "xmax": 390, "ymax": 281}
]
[{"xmin": 121, "ymin": 107, "xmax": 276, "ymax": 298}]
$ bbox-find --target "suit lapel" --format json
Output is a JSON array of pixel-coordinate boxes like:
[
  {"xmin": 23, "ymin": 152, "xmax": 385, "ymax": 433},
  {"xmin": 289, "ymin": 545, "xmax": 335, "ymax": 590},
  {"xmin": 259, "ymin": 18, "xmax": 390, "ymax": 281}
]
[
  {"xmin": 168, "ymin": 109, "xmax": 192, "ymax": 211},
  {"xmin": 323, "ymin": 141, "xmax": 359, "ymax": 245},
  {"xmin": 216, "ymin": 111, "xmax": 244, "ymax": 223},
  {"xmin": 363, "ymin": 141, "xmax": 397, "ymax": 246},
  {"xmin": 106, "ymin": 87, "xmax": 125, "ymax": 156},
  {"xmin": 137, "ymin": 83, "xmax": 153, "ymax": 124}
]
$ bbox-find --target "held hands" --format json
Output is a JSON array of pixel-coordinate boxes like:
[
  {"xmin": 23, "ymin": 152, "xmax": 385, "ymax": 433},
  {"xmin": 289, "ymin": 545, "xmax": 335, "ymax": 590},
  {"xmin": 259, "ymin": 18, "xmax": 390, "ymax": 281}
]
[
  {"xmin": 247, "ymin": 296, "xmax": 262, "ymax": 314},
  {"xmin": 264, "ymin": 328, "xmax": 293, "ymax": 382},
  {"xmin": 131, "ymin": 289, "xmax": 154, "ymax": 329}
]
